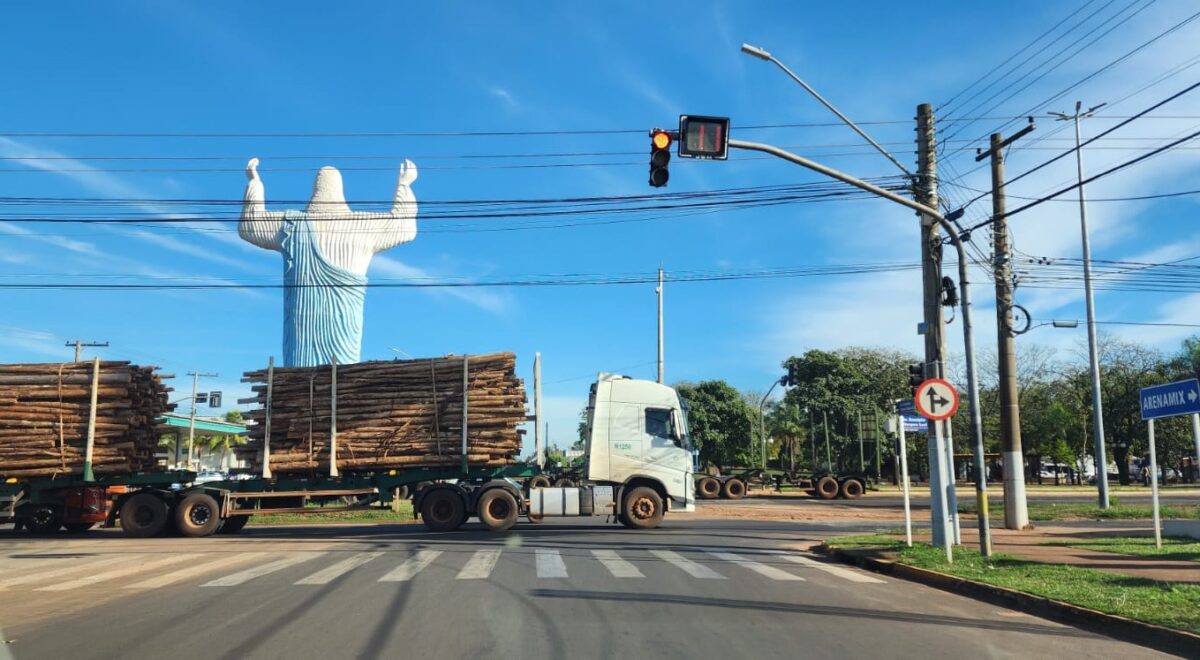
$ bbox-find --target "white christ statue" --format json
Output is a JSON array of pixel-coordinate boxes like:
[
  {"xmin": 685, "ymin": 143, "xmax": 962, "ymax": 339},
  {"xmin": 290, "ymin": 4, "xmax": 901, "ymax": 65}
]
[{"xmin": 238, "ymin": 158, "xmax": 418, "ymax": 367}]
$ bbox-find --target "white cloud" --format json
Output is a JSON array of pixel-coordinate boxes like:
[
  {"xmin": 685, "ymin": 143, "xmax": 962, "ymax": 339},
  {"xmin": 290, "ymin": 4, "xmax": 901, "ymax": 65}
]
[
  {"xmin": 370, "ymin": 255, "xmax": 510, "ymax": 314},
  {"xmin": 0, "ymin": 220, "xmax": 100, "ymax": 256},
  {"xmin": 0, "ymin": 325, "xmax": 66, "ymax": 358},
  {"xmin": 489, "ymin": 87, "xmax": 518, "ymax": 108}
]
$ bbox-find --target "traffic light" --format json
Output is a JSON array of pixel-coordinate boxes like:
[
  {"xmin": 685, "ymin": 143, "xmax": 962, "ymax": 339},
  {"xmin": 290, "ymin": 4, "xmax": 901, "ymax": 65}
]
[
  {"xmin": 649, "ymin": 130, "xmax": 671, "ymax": 187},
  {"xmin": 678, "ymin": 115, "xmax": 730, "ymax": 160},
  {"xmin": 907, "ymin": 363, "xmax": 924, "ymax": 396},
  {"xmin": 781, "ymin": 362, "xmax": 799, "ymax": 387}
]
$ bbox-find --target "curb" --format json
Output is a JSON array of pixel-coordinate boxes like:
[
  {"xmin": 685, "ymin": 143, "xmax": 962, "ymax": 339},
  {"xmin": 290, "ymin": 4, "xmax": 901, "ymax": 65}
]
[{"xmin": 816, "ymin": 543, "xmax": 1200, "ymax": 660}]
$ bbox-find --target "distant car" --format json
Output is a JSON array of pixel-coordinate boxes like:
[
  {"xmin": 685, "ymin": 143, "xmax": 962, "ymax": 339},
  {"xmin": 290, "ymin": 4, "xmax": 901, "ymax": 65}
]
[{"xmin": 194, "ymin": 471, "xmax": 227, "ymax": 484}]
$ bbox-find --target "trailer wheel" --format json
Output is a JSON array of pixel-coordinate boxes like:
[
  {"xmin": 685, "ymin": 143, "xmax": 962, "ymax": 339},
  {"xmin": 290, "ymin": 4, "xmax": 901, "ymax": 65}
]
[
  {"xmin": 63, "ymin": 522, "xmax": 95, "ymax": 533},
  {"xmin": 420, "ymin": 489, "xmax": 466, "ymax": 532},
  {"xmin": 120, "ymin": 493, "xmax": 169, "ymax": 537},
  {"xmin": 697, "ymin": 477, "xmax": 721, "ymax": 499},
  {"xmin": 815, "ymin": 475, "xmax": 840, "ymax": 500},
  {"xmin": 218, "ymin": 515, "xmax": 251, "ymax": 534},
  {"xmin": 840, "ymin": 479, "xmax": 865, "ymax": 499},
  {"xmin": 553, "ymin": 478, "xmax": 576, "ymax": 488},
  {"xmin": 721, "ymin": 478, "xmax": 746, "ymax": 500},
  {"xmin": 175, "ymin": 493, "xmax": 221, "ymax": 538},
  {"xmin": 622, "ymin": 486, "xmax": 664, "ymax": 529},
  {"xmin": 25, "ymin": 505, "xmax": 62, "ymax": 534},
  {"xmin": 477, "ymin": 488, "xmax": 519, "ymax": 532},
  {"xmin": 527, "ymin": 475, "xmax": 552, "ymax": 490}
]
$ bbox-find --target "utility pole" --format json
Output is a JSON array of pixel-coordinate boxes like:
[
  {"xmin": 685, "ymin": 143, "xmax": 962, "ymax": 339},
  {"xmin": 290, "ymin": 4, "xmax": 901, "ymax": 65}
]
[
  {"xmin": 1051, "ymin": 101, "xmax": 1110, "ymax": 509},
  {"xmin": 186, "ymin": 371, "xmax": 218, "ymax": 470},
  {"xmin": 916, "ymin": 103, "xmax": 955, "ymax": 550},
  {"xmin": 67, "ymin": 340, "xmax": 108, "ymax": 362},
  {"xmin": 657, "ymin": 267, "xmax": 665, "ymax": 384},
  {"xmin": 978, "ymin": 123, "xmax": 1035, "ymax": 530}
]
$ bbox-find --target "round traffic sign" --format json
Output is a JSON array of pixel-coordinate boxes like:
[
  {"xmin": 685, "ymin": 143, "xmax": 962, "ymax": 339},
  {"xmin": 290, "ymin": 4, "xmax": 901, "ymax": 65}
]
[{"xmin": 914, "ymin": 378, "xmax": 959, "ymax": 421}]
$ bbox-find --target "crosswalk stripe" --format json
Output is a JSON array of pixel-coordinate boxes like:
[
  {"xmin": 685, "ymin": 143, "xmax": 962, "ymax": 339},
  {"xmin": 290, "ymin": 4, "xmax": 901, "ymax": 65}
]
[
  {"xmin": 202, "ymin": 552, "xmax": 325, "ymax": 587},
  {"xmin": 37, "ymin": 554, "xmax": 196, "ymax": 592},
  {"xmin": 379, "ymin": 549, "xmax": 442, "ymax": 582},
  {"xmin": 775, "ymin": 552, "xmax": 885, "ymax": 584},
  {"xmin": 535, "ymin": 548, "xmax": 568, "ymax": 578},
  {"xmin": 0, "ymin": 557, "xmax": 80, "ymax": 576},
  {"xmin": 456, "ymin": 549, "xmax": 501, "ymax": 580},
  {"xmin": 650, "ymin": 549, "xmax": 725, "ymax": 579},
  {"xmin": 0, "ymin": 555, "xmax": 129, "ymax": 588},
  {"xmin": 125, "ymin": 553, "xmax": 270, "ymax": 589},
  {"xmin": 591, "ymin": 549, "xmax": 643, "ymax": 578},
  {"xmin": 296, "ymin": 552, "xmax": 383, "ymax": 585},
  {"xmin": 707, "ymin": 552, "xmax": 804, "ymax": 581}
]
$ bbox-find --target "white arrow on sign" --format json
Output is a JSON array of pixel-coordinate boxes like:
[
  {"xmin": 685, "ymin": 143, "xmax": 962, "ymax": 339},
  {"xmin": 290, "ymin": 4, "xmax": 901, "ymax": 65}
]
[
  {"xmin": 1189, "ymin": 388, "xmax": 1198, "ymax": 404},
  {"xmin": 914, "ymin": 379, "xmax": 960, "ymax": 421}
]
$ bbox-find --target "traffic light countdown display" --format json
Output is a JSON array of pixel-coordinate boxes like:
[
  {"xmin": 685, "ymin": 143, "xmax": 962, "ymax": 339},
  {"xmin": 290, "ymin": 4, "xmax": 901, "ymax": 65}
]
[{"xmin": 649, "ymin": 130, "xmax": 671, "ymax": 187}]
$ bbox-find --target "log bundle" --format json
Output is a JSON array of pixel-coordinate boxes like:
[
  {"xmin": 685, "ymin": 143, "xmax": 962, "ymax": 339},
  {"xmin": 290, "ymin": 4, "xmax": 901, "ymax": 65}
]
[
  {"xmin": 0, "ymin": 362, "xmax": 175, "ymax": 477},
  {"xmin": 239, "ymin": 352, "xmax": 526, "ymax": 473}
]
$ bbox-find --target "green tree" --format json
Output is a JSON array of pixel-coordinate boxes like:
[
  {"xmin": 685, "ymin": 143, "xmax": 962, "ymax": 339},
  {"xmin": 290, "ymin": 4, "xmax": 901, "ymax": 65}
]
[{"xmin": 675, "ymin": 380, "xmax": 756, "ymax": 468}]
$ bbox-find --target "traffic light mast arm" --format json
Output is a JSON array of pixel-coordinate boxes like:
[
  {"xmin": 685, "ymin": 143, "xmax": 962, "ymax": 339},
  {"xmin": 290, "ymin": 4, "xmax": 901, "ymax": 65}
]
[{"xmin": 727, "ymin": 137, "xmax": 985, "ymax": 514}]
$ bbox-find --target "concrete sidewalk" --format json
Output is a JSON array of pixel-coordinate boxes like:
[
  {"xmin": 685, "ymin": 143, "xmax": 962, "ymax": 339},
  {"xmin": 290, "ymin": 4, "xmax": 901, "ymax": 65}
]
[{"xmin": 949, "ymin": 521, "xmax": 1200, "ymax": 584}]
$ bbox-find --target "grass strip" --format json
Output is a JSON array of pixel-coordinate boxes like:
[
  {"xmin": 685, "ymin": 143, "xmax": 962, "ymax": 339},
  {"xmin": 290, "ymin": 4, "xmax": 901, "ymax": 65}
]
[
  {"xmin": 1048, "ymin": 536, "xmax": 1200, "ymax": 563},
  {"xmin": 957, "ymin": 498, "xmax": 1200, "ymax": 521},
  {"xmin": 827, "ymin": 534, "xmax": 1200, "ymax": 634}
]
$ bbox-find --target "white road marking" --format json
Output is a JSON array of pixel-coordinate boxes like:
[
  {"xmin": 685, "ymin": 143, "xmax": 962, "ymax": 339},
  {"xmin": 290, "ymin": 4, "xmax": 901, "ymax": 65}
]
[
  {"xmin": 456, "ymin": 549, "xmax": 501, "ymax": 580},
  {"xmin": 0, "ymin": 555, "xmax": 129, "ymax": 588},
  {"xmin": 774, "ymin": 552, "xmax": 885, "ymax": 584},
  {"xmin": 707, "ymin": 552, "xmax": 804, "ymax": 581},
  {"xmin": 37, "ymin": 554, "xmax": 196, "ymax": 592},
  {"xmin": 202, "ymin": 552, "xmax": 325, "ymax": 587},
  {"xmin": 379, "ymin": 549, "xmax": 442, "ymax": 582},
  {"xmin": 125, "ymin": 553, "xmax": 270, "ymax": 589},
  {"xmin": 535, "ymin": 548, "xmax": 568, "ymax": 578},
  {"xmin": 591, "ymin": 549, "xmax": 643, "ymax": 578},
  {"xmin": 650, "ymin": 549, "xmax": 725, "ymax": 579},
  {"xmin": 295, "ymin": 552, "xmax": 383, "ymax": 585}
]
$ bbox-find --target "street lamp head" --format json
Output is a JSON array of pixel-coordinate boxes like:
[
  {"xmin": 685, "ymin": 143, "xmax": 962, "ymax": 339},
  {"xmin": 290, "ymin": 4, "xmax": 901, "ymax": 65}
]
[
  {"xmin": 1048, "ymin": 111, "xmax": 1070, "ymax": 121},
  {"xmin": 740, "ymin": 43, "xmax": 772, "ymax": 61},
  {"xmin": 1052, "ymin": 320, "xmax": 1080, "ymax": 329}
]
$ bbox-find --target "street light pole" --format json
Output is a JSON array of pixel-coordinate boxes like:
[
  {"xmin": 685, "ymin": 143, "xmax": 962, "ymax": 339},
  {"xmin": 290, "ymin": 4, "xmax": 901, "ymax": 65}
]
[
  {"xmin": 1051, "ymin": 101, "xmax": 1110, "ymax": 508},
  {"xmin": 727, "ymin": 137, "xmax": 991, "ymax": 556},
  {"xmin": 758, "ymin": 377, "xmax": 783, "ymax": 470}
]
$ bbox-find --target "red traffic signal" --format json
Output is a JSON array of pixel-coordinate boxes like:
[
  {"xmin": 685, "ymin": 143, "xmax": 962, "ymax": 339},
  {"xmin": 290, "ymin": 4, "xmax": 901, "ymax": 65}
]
[
  {"xmin": 678, "ymin": 115, "xmax": 729, "ymax": 160},
  {"xmin": 649, "ymin": 130, "xmax": 672, "ymax": 188}
]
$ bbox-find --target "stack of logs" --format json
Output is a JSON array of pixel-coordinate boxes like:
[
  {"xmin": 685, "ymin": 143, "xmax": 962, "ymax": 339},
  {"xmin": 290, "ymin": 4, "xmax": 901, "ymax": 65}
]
[
  {"xmin": 0, "ymin": 362, "xmax": 175, "ymax": 477},
  {"xmin": 239, "ymin": 352, "xmax": 526, "ymax": 473}
]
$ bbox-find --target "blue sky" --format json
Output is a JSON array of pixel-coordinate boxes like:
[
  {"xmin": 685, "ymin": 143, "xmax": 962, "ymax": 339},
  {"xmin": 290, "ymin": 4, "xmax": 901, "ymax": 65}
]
[{"xmin": 2, "ymin": 1, "xmax": 1199, "ymax": 452}]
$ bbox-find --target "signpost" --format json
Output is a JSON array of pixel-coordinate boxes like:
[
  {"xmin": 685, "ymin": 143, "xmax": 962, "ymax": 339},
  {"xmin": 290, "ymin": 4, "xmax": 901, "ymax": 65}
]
[
  {"xmin": 891, "ymin": 402, "xmax": 914, "ymax": 547},
  {"xmin": 1139, "ymin": 378, "xmax": 1200, "ymax": 548}
]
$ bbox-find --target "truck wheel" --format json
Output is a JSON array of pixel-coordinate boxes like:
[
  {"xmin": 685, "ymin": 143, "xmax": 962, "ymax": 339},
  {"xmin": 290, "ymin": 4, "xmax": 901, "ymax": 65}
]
[
  {"xmin": 815, "ymin": 476, "xmax": 839, "ymax": 500},
  {"xmin": 420, "ymin": 489, "xmax": 466, "ymax": 532},
  {"xmin": 697, "ymin": 477, "xmax": 721, "ymax": 499},
  {"xmin": 840, "ymin": 479, "xmax": 865, "ymax": 499},
  {"xmin": 721, "ymin": 478, "xmax": 746, "ymax": 500},
  {"xmin": 218, "ymin": 515, "xmax": 251, "ymax": 534},
  {"xmin": 553, "ymin": 478, "xmax": 575, "ymax": 488},
  {"xmin": 120, "ymin": 493, "xmax": 169, "ymax": 537},
  {"xmin": 477, "ymin": 488, "xmax": 519, "ymax": 532},
  {"xmin": 175, "ymin": 493, "xmax": 221, "ymax": 538},
  {"xmin": 527, "ymin": 475, "xmax": 552, "ymax": 489},
  {"xmin": 26, "ymin": 505, "xmax": 62, "ymax": 534},
  {"xmin": 622, "ymin": 486, "xmax": 664, "ymax": 529},
  {"xmin": 63, "ymin": 522, "xmax": 95, "ymax": 533},
  {"xmin": 616, "ymin": 512, "xmax": 635, "ymax": 528}
]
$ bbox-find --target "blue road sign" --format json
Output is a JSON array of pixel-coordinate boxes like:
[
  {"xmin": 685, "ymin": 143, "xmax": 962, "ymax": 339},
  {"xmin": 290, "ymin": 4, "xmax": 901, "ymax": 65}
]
[
  {"xmin": 896, "ymin": 400, "xmax": 916, "ymax": 415},
  {"xmin": 902, "ymin": 415, "xmax": 926, "ymax": 433},
  {"xmin": 1140, "ymin": 378, "xmax": 1200, "ymax": 420}
]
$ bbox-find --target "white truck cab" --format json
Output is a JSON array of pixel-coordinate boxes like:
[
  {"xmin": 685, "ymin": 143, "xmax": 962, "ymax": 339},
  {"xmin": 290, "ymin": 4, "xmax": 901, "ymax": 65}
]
[{"xmin": 528, "ymin": 374, "xmax": 695, "ymax": 528}]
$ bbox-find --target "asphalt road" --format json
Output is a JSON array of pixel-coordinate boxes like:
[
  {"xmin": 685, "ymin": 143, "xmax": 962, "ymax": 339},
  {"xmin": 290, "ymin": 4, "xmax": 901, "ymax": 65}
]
[{"xmin": 0, "ymin": 516, "xmax": 1174, "ymax": 660}]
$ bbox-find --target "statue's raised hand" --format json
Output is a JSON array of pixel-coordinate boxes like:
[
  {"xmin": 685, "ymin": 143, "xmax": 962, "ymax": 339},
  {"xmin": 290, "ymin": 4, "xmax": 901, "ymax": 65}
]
[
  {"xmin": 397, "ymin": 159, "xmax": 417, "ymax": 187},
  {"xmin": 246, "ymin": 157, "xmax": 260, "ymax": 182}
]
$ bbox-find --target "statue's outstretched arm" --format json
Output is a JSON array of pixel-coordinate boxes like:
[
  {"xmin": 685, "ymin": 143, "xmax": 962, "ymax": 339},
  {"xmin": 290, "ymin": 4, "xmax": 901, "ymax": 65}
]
[
  {"xmin": 238, "ymin": 158, "xmax": 285, "ymax": 251},
  {"xmin": 349, "ymin": 159, "xmax": 418, "ymax": 252}
]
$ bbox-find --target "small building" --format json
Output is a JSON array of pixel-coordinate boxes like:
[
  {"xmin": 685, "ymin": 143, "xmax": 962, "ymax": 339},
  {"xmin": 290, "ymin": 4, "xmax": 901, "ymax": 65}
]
[{"xmin": 156, "ymin": 413, "xmax": 248, "ymax": 472}]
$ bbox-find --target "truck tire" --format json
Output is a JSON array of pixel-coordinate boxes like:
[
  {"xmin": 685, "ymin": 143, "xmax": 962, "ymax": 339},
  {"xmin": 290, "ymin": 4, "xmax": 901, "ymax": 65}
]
[
  {"xmin": 815, "ymin": 475, "xmax": 839, "ymax": 500},
  {"xmin": 721, "ymin": 478, "xmax": 746, "ymax": 500},
  {"xmin": 120, "ymin": 493, "xmax": 169, "ymax": 537},
  {"xmin": 477, "ymin": 488, "xmax": 519, "ymax": 532},
  {"xmin": 527, "ymin": 475, "xmax": 552, "ymax": 490},
  {"xmin": 622, "ymin": 486, "xmax": 664, "ymax": 529},
  {"xmin": 25, "ymin": 505, "xmax": 62, "ymax": 534},
  {"xmin": 697, "ymin": 477, "xmax": 721, "ymax": 499},
  {"xmin": 175, "ymin": 493, "xmax": 221, "ymax": 538},
  {"xmin": 420, "ymin": 489, "xmax": 466, "ymax": 532},
  {"xmin": 840, "ymin": 479, "xmax": 865, "ymax": 499},
  {"xmin": 218, "ymin": 515, "xmax": 251, "ymax": 534},
  {"xmin": 553, "ymin": 478, "xmax": 575, "ymax": 488},
  {"xmin": 63, "ymin": 522, "xmax": 95, "ymax": 533}
]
